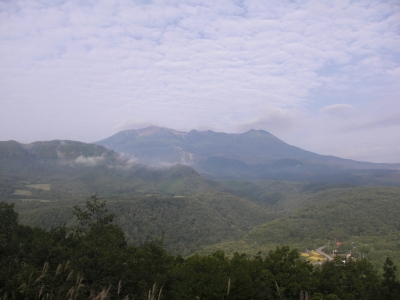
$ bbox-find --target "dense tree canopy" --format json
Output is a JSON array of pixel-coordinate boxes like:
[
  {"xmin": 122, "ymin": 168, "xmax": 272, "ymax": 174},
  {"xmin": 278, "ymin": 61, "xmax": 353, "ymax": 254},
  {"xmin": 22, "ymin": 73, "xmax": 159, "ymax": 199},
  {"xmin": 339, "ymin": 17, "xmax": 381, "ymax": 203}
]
[{"xmin": 1, "ymin": 199, "xmax": 399, "ymax": 299}]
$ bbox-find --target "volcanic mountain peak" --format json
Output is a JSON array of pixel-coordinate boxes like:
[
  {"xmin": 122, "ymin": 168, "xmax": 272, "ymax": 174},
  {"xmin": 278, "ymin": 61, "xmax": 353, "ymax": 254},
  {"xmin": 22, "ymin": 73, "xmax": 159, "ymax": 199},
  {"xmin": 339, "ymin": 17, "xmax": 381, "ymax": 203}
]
[{"xmin": 133, "ymin": 126, "xmax": 187, "ymax": 138}]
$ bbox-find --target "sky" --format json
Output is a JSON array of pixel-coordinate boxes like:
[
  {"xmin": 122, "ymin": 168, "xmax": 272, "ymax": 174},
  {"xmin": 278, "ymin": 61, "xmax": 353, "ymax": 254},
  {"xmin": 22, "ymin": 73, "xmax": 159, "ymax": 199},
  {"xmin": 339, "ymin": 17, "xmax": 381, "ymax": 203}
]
[{"xmin": 1, "ymin": 0, "xmax": 399, "ymax": 163}]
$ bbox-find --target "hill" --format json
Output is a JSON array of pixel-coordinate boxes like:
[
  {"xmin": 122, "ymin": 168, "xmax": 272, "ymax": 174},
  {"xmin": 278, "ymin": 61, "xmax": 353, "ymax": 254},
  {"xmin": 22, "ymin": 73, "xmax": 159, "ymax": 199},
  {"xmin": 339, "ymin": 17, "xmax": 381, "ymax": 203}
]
[
  {"xmin": 203, "ymin": 185, "xmax": 400, "ymax": 269},
  {"xmin": 0, "ymin": 140, "xmax": 230, "ymax": 198},
  {"xmin": 96, "ymin": 126, "xmax": 400, "ymax": 184},
  {"xmin": 10, "ymin": 192, "xmax": 276, "ymax": 255}
]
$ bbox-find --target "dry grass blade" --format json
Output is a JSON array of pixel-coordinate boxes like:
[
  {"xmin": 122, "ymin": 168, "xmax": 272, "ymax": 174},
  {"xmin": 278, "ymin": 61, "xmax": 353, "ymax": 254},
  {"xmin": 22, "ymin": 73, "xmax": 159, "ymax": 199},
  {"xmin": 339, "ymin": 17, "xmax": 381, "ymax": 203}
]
[
  {"xmin": 106, "ymin": 284, "xmax": 111, "ymax": 295},
  {"xmin": 227, "ymin": 278, "xmax": 230, "ymax": 299},
  {"xmin": 149, "ymin": 283, "xmax": 156, "ymax": 300},
  {"xmin": 93, "ymin": 288, "xmax": 110, "ymax": 300},
  {"xmin": 64, "ymin": 260, "xmax": 70, "ymax": 271},
  {"xmin": 42, "ymin": 262, "xmax": 49, "ymax": 275},
  {"xmin": 35, "ymin": 274, "xmax": 45, "ymax": 283},
  {"xmin": 158, "ymin": 286, "xmax": 163, "ymax": 300},
  {"xmin": 117, "ymin": 280, "xmax": 122, "ymax": 298},
  {"xmin": 76, "ymin": 273, "xmax": 83, "ymax": 285},
  {"xmin": 147, "ymin": 283, "xmax": 163, "ymax": 300},
  {"xmin": 66, "ymin": 270, "xmax": 74, "ymax": 282},
  {"xmin": 38, "ymin": 285, "xmax": 44, "ymax": 298},
  {"xmin": 55, "ymin": 263, "xmax": 62, "ymax": 276},
  {"xmin": 67, "ymin": 287, "xmax": 75, "ymax": 298},
  {"xmin": 275, "ymin": 281, "xmax": 283, "ymax": 300}
]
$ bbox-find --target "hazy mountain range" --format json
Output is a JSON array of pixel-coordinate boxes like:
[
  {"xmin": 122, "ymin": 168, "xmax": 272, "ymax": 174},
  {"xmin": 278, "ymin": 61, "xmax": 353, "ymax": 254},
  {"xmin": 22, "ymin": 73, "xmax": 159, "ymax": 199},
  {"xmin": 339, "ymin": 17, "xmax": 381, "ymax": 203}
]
[{"xmin": 96, "ymin": 126, "xmax": 400, "ymax": 185}]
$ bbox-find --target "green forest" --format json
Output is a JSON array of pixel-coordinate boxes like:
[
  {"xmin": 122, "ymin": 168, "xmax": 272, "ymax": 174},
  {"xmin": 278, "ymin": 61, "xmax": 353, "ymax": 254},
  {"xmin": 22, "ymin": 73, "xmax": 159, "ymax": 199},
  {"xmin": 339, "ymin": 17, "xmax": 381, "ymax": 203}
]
[{"xmin": 1, "ymin": 197, "xmax": 400, "ymax": 300}]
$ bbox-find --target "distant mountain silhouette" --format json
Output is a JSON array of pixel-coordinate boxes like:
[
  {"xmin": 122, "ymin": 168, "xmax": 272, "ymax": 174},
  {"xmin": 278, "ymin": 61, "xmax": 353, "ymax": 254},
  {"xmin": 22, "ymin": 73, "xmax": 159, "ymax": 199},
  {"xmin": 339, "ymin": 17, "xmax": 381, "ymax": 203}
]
[{"xmin": 96, "ymin": 126, "xmax": 400, "ymax": 184}]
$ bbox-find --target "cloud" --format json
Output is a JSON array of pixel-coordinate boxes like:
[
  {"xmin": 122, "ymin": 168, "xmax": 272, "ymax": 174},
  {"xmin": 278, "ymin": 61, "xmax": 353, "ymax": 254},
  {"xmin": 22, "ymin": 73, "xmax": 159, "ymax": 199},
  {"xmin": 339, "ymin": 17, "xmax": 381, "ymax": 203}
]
[
  {"xmin": 113, "ymin": 119, "xmax": 161, "ymax": 131},
  {"xmin": 74, "ymin": 155, "xmax": 105, "ymax": 167},
  {"xmin": 346, "ymin": 114, "xmax": 400, "ymax": 132},
  {"xmin": 0, "ymin": 0, "xmax": 399, "ymax": 162},
  {"xmin": 320, "ymin": 104, "xmax": 355, "ymax": 117},
  {"xmin": 236, "ymin": 106, "xmax": 305, "ymax": 133}
]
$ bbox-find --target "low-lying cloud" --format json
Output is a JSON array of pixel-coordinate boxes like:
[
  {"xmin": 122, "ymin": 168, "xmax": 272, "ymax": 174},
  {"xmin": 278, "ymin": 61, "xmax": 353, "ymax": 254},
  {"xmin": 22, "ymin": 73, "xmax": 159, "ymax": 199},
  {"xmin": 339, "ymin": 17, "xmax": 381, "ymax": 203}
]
[{"xmin": 74, "ymin": 155, "xmax": 105, "ymax": 167}]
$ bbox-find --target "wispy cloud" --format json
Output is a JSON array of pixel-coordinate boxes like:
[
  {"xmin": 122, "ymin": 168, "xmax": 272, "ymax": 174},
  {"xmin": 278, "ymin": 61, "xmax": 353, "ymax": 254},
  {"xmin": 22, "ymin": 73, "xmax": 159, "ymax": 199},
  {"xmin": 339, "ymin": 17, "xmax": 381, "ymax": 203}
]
[
  {"xmin": 320, "ymin": 104, "xmax": 355, "ymax": 118},
  {"xmin": 236, "ymin": 106, "xmax": 305, "ymax": 134},
  {"xmin": 346, "ymin": 113, "xmax": 400, "ymax": 131},
  {"xmin": 74, "ymin": 155, "xmax": 105, "ymax": 167}
]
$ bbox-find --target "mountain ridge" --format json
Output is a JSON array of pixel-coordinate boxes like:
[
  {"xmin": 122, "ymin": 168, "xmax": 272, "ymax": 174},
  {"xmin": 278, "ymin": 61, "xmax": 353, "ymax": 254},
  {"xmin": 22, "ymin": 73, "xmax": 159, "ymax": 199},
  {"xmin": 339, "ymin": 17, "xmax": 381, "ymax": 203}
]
[
  {"xmin": 0, "ymin": 139, "xmax": 233, "ymax": 197},
  {"xmin": 95, "ymin": 126, "xmax": 400, "ymax": 183}
]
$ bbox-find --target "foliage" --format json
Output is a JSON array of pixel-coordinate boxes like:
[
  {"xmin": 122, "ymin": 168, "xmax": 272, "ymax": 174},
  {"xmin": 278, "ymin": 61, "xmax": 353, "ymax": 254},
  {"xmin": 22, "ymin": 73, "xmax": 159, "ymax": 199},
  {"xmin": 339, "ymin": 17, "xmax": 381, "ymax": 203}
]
[{"xmin": 2, "ymin": 199, "xmax": 400, "ymax": 299}]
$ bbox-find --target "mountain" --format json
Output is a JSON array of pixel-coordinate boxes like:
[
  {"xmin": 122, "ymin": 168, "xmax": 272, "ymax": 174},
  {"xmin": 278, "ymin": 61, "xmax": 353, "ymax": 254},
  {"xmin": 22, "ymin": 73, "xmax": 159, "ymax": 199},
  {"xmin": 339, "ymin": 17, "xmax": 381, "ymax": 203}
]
[
  {"xmin": 0, "ymin": 140, "xmax": 230, "ymax": 199},
  {"xmin": 96, "ymin": 126, "xmax": 400, "ymax": 184}
]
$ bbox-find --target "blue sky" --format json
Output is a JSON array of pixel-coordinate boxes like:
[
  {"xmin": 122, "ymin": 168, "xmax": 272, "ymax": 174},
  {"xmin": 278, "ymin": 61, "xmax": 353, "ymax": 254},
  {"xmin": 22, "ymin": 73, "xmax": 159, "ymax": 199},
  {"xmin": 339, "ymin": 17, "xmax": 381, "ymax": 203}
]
[{"xmin": 1, "ymin": 0, "xmax": 399, "ymax": 163}]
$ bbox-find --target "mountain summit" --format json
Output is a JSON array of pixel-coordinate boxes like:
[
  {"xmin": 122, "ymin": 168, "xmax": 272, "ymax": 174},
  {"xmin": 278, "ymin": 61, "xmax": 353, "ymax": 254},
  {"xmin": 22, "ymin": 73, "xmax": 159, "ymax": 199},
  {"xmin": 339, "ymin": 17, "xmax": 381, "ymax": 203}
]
[{"xmin": 96, "ymin": 126, "xmax": 306, "ymax": 165}]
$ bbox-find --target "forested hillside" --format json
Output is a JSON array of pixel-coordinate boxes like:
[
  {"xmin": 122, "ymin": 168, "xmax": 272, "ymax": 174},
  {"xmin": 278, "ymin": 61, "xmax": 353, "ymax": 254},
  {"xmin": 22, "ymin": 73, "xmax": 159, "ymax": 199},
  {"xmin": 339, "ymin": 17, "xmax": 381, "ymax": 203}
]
[
  {"xmin": 6, "ymin": 183, "xmax": 400, "ymax": 270},
  {"xmin": 204, "ymin": 186, "xmax": 400, "ymax": 270},
  {"xmin": 1, "ymin": 199, "xmax": 400, "ymax": 300},
  {"xmin": 9, "ymin": 192, "xmax": 276, "ymax": 255}
]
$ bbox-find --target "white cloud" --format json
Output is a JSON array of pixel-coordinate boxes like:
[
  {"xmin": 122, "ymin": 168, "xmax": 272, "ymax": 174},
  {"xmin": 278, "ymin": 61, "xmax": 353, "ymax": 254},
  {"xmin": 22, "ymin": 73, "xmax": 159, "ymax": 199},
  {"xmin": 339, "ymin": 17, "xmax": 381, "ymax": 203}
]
[
  {"xmin": 320, "ymin": 104, "xmax": 355, "ymax": 118},
  {"xmin": 237, "ymin": 106, "xmax": 306, "ymax": 134},
  {"xmin": 74, "ymin": 155, "xmax": 105, "ymax": 167}
]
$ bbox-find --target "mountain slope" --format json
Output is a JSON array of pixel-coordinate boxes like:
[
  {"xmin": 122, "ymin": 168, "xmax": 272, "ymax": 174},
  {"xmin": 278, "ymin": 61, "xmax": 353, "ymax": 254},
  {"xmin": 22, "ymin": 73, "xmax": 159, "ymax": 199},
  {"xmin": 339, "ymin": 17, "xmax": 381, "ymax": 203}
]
[{"xmin": 96, "ymin": 126, "xmax": 329, "ymax": 165}]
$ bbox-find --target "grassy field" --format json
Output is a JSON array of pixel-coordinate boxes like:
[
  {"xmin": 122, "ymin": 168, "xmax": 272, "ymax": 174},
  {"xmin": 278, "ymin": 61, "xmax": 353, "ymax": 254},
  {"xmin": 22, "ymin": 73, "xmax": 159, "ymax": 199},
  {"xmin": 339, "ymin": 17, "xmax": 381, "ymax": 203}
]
[{"xmin": 301, "ymin": 251, "xmax": 327, "ymax": 263}]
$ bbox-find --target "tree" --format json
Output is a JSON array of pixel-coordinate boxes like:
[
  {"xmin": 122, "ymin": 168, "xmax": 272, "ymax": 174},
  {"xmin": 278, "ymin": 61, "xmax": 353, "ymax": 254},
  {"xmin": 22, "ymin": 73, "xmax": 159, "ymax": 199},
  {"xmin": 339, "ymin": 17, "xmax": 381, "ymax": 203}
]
[
  {"xmin": 316, "ymin": 257, "xmax": 380, "ymax": 299},
  {"xmin": 0, "ymin": 202, "xmax": 18, "ymax": 253},
  {"xmin": 72, "ymin": 195, "xmax": 115, "ymax": 235},
  {"xmin": 382, "ymin": 257, "xmax": 400, "ymax": 299},
  {"xmin": 263, "ymin": 246, "xmax": 315, "ymax": 299},
  {"xmin": 71, "ymin": 195, "xmax": 127, "ymax": 291}
]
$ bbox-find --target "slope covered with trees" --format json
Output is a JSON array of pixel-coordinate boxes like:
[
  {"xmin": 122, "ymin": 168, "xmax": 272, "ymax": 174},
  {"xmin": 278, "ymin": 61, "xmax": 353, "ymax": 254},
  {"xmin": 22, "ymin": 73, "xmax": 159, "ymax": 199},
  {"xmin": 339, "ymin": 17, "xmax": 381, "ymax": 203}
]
[
  {"xmin": 205, "ymin": 186, "xmax": 400, "ymax": 270},
  {"xmin": 1, "ymin": 199, "xmax": 400, "ymax": 300},
  {"xmin": 9, "ymin": 192, "xmax": 275, "ymax": 255}
]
